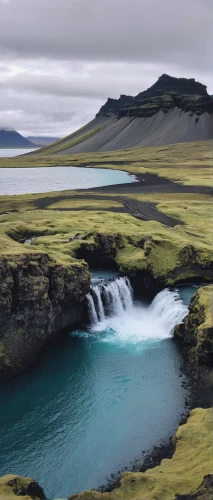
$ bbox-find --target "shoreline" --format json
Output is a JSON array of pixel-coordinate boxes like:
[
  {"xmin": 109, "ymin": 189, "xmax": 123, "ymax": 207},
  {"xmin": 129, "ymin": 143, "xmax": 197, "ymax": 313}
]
[{"xmin": 98, "ymin": 348, "xmax": 213, "ymax": 494}]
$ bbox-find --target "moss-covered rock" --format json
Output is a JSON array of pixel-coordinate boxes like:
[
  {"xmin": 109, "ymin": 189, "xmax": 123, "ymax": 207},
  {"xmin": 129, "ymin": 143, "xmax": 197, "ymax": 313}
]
[
  {"xmin": 175, "ymin": 474, "xmax": 213, "ymax": 499},
  {"xmin": 0, "ymin": 253, "xmax": 90, "ymax": 381},
  {"xmin": 0, "ymin": 475, "xmax": 45, "ymax": 500},
  {"xmin": 175, "ymin": 286, "xmax": 213, "ymax": 363},
  {"xmin": 68, "ymin": 408, "xmax": 212, "ymax": 500}
]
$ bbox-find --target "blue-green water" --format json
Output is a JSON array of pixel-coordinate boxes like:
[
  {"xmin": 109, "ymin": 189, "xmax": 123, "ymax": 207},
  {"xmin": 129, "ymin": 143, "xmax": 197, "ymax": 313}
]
[
  {"xmin": 0, "ymin": 285, "xmax": 197, "ymax": 499},
  {"xmin": 0, "ymin": 166, "xmax": 136, "ymax": 195},
  {"xmin": 177, "ymin": 283, "xmax": 203, "ymax": 305}
]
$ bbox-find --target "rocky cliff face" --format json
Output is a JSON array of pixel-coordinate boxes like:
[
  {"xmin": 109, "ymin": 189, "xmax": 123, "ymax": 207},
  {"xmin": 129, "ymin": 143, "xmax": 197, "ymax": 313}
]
[
  {"xmin": 96, "ymin": 94, "xmax": 133, "ymax": 117},
  {"xmin": 97, "ymin": 74, "xmax": 213, "ymax": 119},
  {"xmin": 0, "ymin": 253, "xmax": 90, "ymax": 381},
  {"xmin": 0, "ymin": 475, "xmax": 45, "ymax": 500},
  {"xmin": 175, "ymin": 286, "xmax": 213, "ymax": 364},
  {"xmin": 135, "ymin": 74, "xmax": 208, "ymax": 100},
  {"xmin": 118, "ymin": 93, "xmax": 213, "ymax": 118}
]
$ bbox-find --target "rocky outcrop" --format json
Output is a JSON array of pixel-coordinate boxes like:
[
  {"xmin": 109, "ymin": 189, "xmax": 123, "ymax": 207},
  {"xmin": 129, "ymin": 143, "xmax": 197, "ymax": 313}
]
[
  {"xmin": 175, "ymin": 475, "xmax": 213, "ymax": 500},
  {"xmin": 97, "ymin": 74, "xmax": 213, "ymax": 119},
  {"xmin": 135, "ymin": 74, "xmax": 208, "ymax": 100},
  {"xmin": 76, "ymin": 233, "xmax": 124, "ymax": 269},
  {"xmin": 0, "ymin": 475, "xmax": 45, "ymax": 500},
  {"xmin": 96, "ymin": 95, "xmax": 133, "ymax": 117},
  {"xmin": 175, "ymin": 286, "xmax": 213, "ymax": 364},
  {"xmin": 118, "ymin": 93, "xmax": 213, "ymax": 118},
  {"xmin": 0, "ymin": 253, "xmax": 90, "ymax": 381}
]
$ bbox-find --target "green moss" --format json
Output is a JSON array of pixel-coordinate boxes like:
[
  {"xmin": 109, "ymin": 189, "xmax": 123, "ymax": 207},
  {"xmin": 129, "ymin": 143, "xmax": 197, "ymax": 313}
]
[
  {"xmin": 175, "ymin": 286, "xmax": 213, "ymax": 363},
  {"xmin": 0, "ymin": 475, "xmax": 45, "ymax": 500},
  {"xmin": 0, "ymin": 343, "xmax": 10, "ymax": 368},
  {"xmin": 0, "ymin": 190, "xmax": 212, "ymax": 282}
]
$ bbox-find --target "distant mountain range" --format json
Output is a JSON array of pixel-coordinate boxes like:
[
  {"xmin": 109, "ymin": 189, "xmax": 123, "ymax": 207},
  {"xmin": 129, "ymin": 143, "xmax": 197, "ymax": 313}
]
[
  {"xmin": 0, "ymin": 129, "xmax": 35, "ymax": 148},
  {"xmin": 34, "ymin": 74, "xmax": 213, "ymax": 155},
  {"xmin": 0, "ymin": 129, "xmax": 61, "ymax": 148},
  {"xmin": 27, "ymin": 136, "xmax": 61, "ymax": 147}
]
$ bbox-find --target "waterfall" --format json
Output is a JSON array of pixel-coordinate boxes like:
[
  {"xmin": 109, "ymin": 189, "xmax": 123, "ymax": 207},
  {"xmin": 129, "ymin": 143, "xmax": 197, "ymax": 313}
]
[
  {"xmin": 87, "ymin": 294, "xmax": 98, "ymax": 324},
  {"xmin": 149, "ymin": 288, "xmax": 188, "ymax": 336},
  {"xmin": 86, "ymin": 278, "xmax": 189, "ymax": 344},
  {"xmin": 87, "ymin": 277, "xmax": 133, "ymax": 325}
]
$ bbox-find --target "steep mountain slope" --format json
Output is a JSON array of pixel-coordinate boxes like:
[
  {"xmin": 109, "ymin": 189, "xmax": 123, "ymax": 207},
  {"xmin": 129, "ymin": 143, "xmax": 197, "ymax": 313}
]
[
  {"xmin": 0, "ymin": 129, "xmax": 35, "ymax": 148},
  {"xmin": 33, "ymin": 75, "xmax": 213, "ymax": 155}
]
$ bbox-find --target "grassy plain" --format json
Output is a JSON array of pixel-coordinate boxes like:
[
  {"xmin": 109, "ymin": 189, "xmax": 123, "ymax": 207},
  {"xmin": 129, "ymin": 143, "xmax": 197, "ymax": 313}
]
[
  {"xmin": 0, "ymin": 140, "xmax": 212, "ymax": 499},
  {"xmin": 0, "ymin": 139, "xmax": 212, "ymax": 186},
  {"xmin": 0, "ymin": 187, "xmax": 212, "ymax": 285}
]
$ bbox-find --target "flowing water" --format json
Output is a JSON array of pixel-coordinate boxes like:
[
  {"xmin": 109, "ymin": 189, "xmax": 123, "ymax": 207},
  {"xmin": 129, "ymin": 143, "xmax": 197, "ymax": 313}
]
[
  {"xmin": 0, "ymin": 166, "xmax": 136, "ymax": 195},
  {"xmin": 0, "ymin": 277, "xmax": 199, "ymax": 499}
]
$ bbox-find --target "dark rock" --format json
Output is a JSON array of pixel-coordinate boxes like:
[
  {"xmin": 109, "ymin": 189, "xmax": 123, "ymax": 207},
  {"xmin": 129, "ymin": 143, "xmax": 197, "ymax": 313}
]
[
  {"xmin": 7, "ymin": 477, "xmax": 45, "ymax": 499},
  {"xmin": 0, "ymin": 253, "xmax": 90, "ymax": 381},
  {"xmin": 97, "ymin": 74, "xmax": 213, "ymax": 119},
  {"xmin": 174, "ymin": 286, "xmax": 213, "ymax": 365}
]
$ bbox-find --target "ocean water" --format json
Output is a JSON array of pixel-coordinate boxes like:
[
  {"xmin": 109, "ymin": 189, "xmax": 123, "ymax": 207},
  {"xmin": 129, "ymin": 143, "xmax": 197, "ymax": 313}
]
[
  {"xmin": 0, "ymin": 283, "xmax": 196, "ymax": 499},
  {"xmin": 0, "ymin": 166, "xmax": 136, "ymax": 195}
]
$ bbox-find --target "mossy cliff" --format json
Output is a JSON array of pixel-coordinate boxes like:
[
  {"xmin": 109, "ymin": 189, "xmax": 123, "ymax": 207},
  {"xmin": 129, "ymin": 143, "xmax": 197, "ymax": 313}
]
[
  {"xmin": 175, "ymin": 286, "xmax": 213, "ymax": 364},
  {"xmin": 0, "ymin": 187, "xmax": 212, "ymax": 380},
  {"xmin": 1, "ymin": 408, "xmax": 211, "ymax": 500},
  {"xmin": 175, "ymin": 475, "xmax": 213, "ymax": 500},
  {"xmin": 0, "ymin": 475, "xmax": 45, "ymax": 500},
  {"xmin": 0, "ymin": 253, "xmax": 90, "ymax": 381},
  {"xmin": 74, "ymin": 229, "xmax": 213, "ymax": 297}
]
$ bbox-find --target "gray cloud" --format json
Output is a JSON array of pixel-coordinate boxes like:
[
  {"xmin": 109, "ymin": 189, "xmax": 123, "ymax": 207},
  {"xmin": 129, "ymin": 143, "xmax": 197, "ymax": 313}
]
[
  {"xmin": 0, "ymin": 0, "xmax": 212, "ymax": 70},
  {"xmin": 0, "ymin": 0, "xmax": 212, "ymax": 136}
]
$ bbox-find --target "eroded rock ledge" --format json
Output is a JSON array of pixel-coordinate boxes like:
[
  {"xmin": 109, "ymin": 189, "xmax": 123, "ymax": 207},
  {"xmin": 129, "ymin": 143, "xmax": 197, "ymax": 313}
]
[
  {"xmin": 175, "ymin": 286, "xmax": 213, "ymax": 364},
  {"xmin": 0, "ymin": 475, "xmax": 45, "ymax": 500},
  {"xmin": 0, "ymin": 253, "xmax": 90, "ymax": 382},
  {"xmin": 1, "ymin": 226, "xmax": 213, "ymax": 381}
]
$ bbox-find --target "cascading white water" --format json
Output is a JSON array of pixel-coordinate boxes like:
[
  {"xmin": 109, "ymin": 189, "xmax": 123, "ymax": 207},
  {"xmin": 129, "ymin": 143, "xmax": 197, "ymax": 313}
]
[
  {"xmin": 92, "ymin": 285, "xmax": 105, "ymax": 322},
  {"xmin": 87, "ymin": 277, "xmax": 133, "ymax": 325},
  {"xmin": 87, "ymin": 277, "xmax": 189, "ymax": 344},
  {"xmin": 87, "ymin": 294, "xmax": 98, "ymax": 324}
]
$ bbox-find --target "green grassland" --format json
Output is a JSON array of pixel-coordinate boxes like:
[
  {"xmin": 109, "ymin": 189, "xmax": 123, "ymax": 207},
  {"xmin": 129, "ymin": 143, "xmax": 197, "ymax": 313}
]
[
  {"xmin": 0, "ymin": 187, "xmax": 212, "ymax": 285},
  {"xmin": 0, "ymin": 137, "xmax": 212, "ymax": 282},
  {"xmin": 0, "ymin": 139, "xmax": 212, "ymax": 186},
  {"xmin": 0, "ymin": 141, "xmax": 212, "ymax": 499}
]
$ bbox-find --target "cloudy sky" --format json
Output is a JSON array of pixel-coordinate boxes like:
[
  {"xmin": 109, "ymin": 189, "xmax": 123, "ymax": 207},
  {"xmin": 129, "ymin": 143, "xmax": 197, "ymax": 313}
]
[{"xmin": 0, "ymin": 0, "xmax": 212, "ymax": 137}]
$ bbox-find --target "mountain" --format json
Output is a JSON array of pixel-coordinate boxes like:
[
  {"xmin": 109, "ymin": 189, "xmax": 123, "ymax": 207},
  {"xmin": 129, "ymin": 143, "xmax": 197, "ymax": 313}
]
[
  {"xmin": 96, "ymin": 74, "xmax": 210, "ymax": 117},
  {"xmin": 27, "ymin": 136, "xmax": 61, "ymax": 147},
  {"xmin": 32, "ymin": 75, "xmax": 213, "ymax": 155},
  {"xmin": 0, "ymin": 129, "xmax": 35, "ymax": 148}
]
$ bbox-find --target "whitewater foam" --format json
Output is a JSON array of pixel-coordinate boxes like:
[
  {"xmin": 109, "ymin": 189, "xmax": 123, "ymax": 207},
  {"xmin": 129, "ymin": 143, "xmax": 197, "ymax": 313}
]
[{"xmin": 86, "ymin": 278, "xmax": 188, "ymax": 345}]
